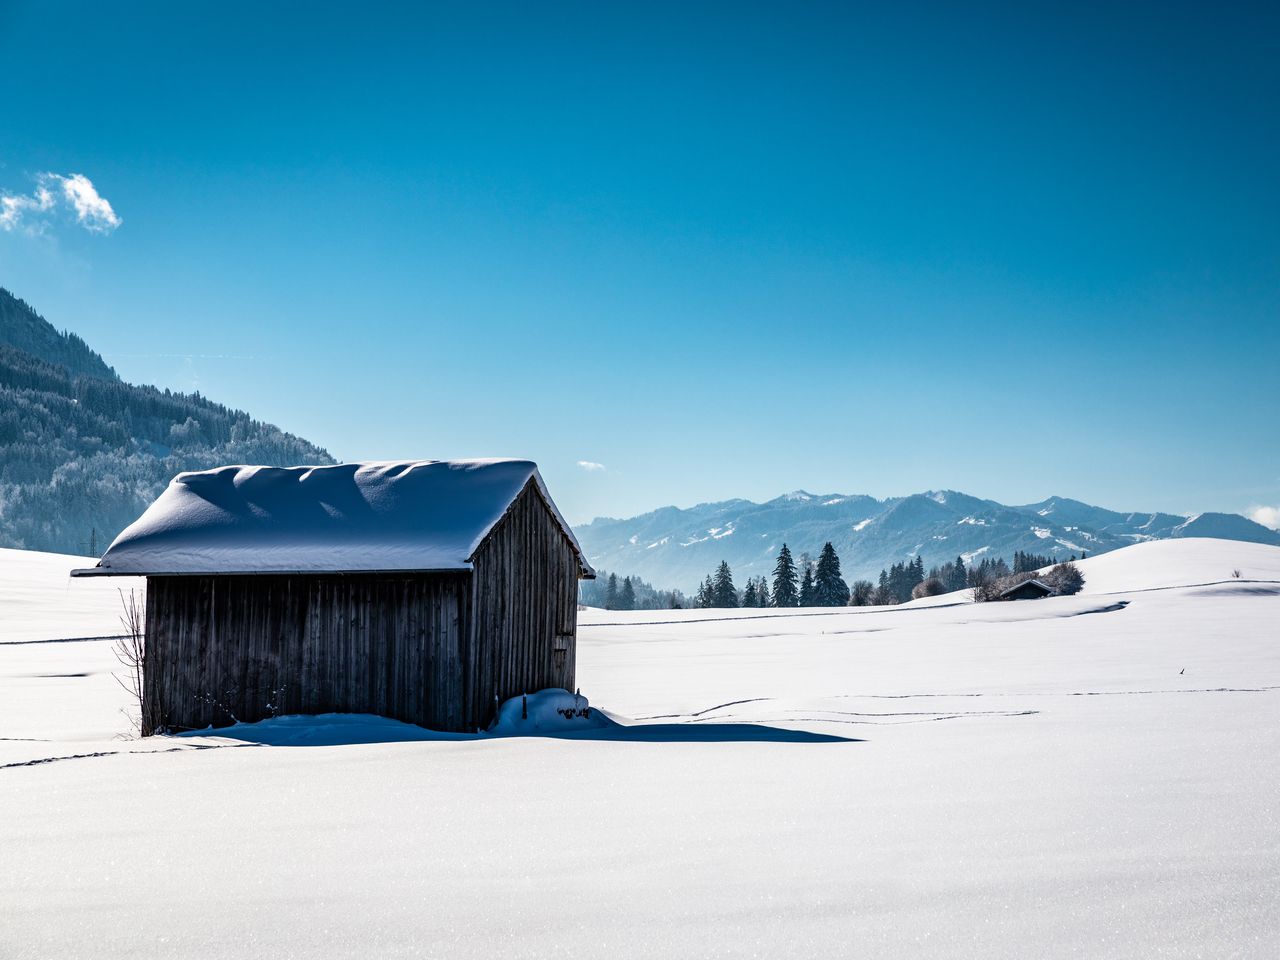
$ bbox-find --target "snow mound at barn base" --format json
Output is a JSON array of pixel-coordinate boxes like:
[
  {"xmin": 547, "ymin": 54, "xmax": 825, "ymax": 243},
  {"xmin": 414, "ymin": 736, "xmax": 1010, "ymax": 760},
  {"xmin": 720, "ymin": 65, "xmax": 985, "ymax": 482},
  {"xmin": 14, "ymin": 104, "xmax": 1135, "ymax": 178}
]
[
  {"xmin": 168, "ymin": 690, "xmax": 613, "ymax": 745},
  {"xmin": 489, "ymin": 688, "xmax": 612, "ymax": 736},
  {"xmin": 175, "ymin": 712, "xmax": 471, "ymax": 746}
]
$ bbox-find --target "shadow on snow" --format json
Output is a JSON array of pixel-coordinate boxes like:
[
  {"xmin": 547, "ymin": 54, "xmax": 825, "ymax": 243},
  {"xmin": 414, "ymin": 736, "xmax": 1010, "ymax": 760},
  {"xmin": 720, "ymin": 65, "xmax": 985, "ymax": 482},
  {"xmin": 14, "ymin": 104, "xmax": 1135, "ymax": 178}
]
[{"xmin": 175, "ymin": 712, "xmax": 857, "ymax": 747}]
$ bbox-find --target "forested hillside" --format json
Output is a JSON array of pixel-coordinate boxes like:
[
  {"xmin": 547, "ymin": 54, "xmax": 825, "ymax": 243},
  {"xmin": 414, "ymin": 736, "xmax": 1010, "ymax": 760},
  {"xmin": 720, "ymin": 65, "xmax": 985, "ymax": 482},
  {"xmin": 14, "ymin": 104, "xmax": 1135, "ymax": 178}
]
[
  {"xmin": 0, "ymin": 287, "xmax": 333, "ymax": 554},
  {"xmin": 0, "ymin": 289, "xmax": 116, "ymax": 380}
]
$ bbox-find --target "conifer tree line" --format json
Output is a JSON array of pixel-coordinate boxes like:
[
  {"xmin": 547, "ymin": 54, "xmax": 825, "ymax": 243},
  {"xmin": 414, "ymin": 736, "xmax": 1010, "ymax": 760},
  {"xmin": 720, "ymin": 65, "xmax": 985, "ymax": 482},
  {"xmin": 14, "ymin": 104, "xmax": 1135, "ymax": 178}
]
[
  {"xmin": 872, "ymin": 551, "xmax": 1086, "ymax": 605},
  {"xmin": 578, "ymin": 570, "xmax": 687, "ymax": 610},
  {"xmin": 678, "ymin": 542, "xmax": 1087, "ymax": 608},
  {"xmin": 1013, "ymin": 550, "xmax": 1057, "ymax": 573},
  {"xmin": 689, "ymin": 541, "xmax": 851, "ymax": 608}
]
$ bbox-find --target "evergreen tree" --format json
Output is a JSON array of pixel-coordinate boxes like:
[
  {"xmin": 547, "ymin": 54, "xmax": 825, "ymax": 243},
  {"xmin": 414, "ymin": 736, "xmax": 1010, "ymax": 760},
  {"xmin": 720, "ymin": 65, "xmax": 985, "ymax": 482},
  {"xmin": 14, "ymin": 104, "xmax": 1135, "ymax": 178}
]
[
  {"xmin": 877, "ymin": 559, "xmax": 926, "ymax": 604},
  {"xmin": 712, "ymin": 561, "xmax": 738, "ymax": 608},
  {"xmin": 1013, "ymin": 550, "xmax": 1054, "ymax": 573},
  {"xmin": 948, "ymin": 555, "xmax": 968, "ymax": 592},
  {"xmin": 813, "ymin": 541, "xmax": 850, "ymax": 606},
  {"xmin": 698, "ymin": 575, "xmax": 715, "ymax": 608},
  {"xmin": 910, "ymin": 555, "xmax": 925, "ymax": 587},
  {"xmin": 756, "ymin": 576, "xmax": 771, "ymax": 608},
  {"xmin": 968, "ymin": 556, "xmax": 1011, "ymax": 587},
  {"xmin": 619, "ymin": 576, "xmax": 636, "ymax": 611},
  {"xmin": 772, "ymin": 543, "xmax": 799, "ymax": 607},
  {"xmin": 799, "ymin": 561, "xmax": 815, "ymax": 606},
  {"xmin": 604, "ymin": 573, "xmax": 619, "ymax": 610},
  {"xmin": 741, "ymin": 578, "xmax": 758, "ymax": 608}
]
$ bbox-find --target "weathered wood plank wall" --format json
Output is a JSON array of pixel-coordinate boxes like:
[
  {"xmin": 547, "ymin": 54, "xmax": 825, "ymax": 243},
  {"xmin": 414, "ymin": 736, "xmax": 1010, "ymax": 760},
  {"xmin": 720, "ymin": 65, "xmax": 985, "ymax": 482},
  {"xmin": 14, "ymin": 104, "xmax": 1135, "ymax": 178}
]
[
  {"xmin": 468, "ymin": 479, "xmax": 580, "ymax": 726},
  {"xmin": 144, "ymin": 573, "xmax": 470, "ymax": 733}
]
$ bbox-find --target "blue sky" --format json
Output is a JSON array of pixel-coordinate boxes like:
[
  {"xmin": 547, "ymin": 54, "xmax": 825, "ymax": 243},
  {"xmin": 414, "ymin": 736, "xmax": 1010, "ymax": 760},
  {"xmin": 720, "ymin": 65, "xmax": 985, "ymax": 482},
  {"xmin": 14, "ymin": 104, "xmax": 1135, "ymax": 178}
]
[{"xmin": 1, "ymin": 1, "xmax": 1277, "ymax": 525}]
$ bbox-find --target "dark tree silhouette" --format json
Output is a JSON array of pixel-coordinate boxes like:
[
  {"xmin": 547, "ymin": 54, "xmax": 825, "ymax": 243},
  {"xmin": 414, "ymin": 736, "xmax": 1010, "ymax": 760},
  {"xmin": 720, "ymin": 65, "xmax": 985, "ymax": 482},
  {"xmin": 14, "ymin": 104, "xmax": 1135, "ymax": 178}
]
[
  {"xmin": 712, "ymin": 561, "xmax": 738, "ymax": 608},
  {"xmin": 772, "ymin": 544, "xmax": 799, "ymax": 607},
  {"xmin": 813, "ymin": 542, "xmax": 850, "ymax": 606}
]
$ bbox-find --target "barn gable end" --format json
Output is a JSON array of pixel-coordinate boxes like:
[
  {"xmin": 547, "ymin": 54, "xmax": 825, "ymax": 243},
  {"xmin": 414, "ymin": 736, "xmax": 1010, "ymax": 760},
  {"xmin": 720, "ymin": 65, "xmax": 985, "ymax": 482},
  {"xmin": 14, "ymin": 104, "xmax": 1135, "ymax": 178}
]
[{"xmin": 466, "ymin": 479, "xmax": 582, "ymax": 730}]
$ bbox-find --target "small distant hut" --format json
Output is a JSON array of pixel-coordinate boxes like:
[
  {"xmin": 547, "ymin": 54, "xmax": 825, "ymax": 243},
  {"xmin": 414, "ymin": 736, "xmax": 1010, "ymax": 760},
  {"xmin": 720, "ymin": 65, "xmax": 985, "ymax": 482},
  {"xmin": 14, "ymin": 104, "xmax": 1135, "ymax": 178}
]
[
  {"xmin": 73, "ymin": 459, "xmax": 594, "ymax": 734},
  {"xmin": 996, "ymin": 578, "xmax": 1054, "ymax": 601}
]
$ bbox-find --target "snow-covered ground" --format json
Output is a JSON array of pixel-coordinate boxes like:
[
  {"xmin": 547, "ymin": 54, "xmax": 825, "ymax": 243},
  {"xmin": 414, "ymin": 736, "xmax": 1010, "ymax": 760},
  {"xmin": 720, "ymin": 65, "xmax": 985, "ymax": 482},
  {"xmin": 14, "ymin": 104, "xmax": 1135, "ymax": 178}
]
[
  {"xmin": 2, "ymin": 539, "xmax": 1278, "ymax": 958},
  {"xmin": 0, "ymin": 547, "xmax": 144, "ymax": 642}
]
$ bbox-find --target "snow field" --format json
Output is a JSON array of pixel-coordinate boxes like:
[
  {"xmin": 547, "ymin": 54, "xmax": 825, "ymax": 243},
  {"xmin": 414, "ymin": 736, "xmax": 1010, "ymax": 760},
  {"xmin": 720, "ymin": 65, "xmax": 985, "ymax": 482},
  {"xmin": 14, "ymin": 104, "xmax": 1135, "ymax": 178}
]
[{"xmin": 1, "ymin": 538, "xmax": 1278, "ymax": 959}]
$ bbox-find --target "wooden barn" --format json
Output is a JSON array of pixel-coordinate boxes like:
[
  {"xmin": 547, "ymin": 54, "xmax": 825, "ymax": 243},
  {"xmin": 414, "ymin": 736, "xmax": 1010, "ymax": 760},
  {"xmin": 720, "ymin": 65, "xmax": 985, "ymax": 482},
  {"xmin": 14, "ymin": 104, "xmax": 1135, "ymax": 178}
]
[
  {"xmin": 72, "ymin": 459, "xmax": 595, "ymax": 735},
  {"xmin": 996, "ymin": 578, "xmax": 1054, "ymax": 601}
]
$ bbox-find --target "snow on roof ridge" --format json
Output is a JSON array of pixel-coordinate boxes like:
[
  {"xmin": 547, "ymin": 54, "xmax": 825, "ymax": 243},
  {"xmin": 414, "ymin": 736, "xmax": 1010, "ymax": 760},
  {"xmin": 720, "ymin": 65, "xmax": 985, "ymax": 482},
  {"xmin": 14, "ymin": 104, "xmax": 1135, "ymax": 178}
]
[
  {"xmin": 73, "ymin": 458, "xmax": 591, "ymax": 577},
  {"xmin": 996, "ymin": 578, "xmax": 1053, "ymax": 598}
]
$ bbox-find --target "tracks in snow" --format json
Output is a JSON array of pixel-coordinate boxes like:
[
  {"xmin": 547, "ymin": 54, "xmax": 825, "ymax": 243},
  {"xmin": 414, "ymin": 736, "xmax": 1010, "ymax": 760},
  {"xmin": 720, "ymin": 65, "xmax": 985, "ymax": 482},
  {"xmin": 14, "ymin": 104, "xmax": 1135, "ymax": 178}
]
[
  {"xmin": 0, "ymin": 742, "xmax": 261, "ymax": 771},
  {"xmin": 837, "ymin": 686, "xmax": 1280, "ymax": 700},
  {"xmin": 0, "ymin": 634, "xmax": 128, "ymax": 646},
  {"xmin": 639, "ymin": 684, "xmax": 1280, "ymax": 727}
]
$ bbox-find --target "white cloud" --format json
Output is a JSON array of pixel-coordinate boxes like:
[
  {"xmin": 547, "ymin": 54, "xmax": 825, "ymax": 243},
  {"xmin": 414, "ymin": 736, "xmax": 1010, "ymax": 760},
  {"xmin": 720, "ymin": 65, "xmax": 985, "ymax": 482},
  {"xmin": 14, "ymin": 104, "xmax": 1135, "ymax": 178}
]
[
  {"xmin": 0, "ymin": 172, "xmax": 121, "ymax": 235},
  {"xmin": 1247, "ymin": 506, "xmax": 1280, "ymax": 530},
  {"xmin": 576, "ymin": 460, "xmax": 606, "ymax": 472},
  {"xmin": 0, "ymin": 184, "xmax": 54, "ymax": 232},
  {"xmin": 54, "ymin": 173, "xmax": 122, "ymax": 232}
]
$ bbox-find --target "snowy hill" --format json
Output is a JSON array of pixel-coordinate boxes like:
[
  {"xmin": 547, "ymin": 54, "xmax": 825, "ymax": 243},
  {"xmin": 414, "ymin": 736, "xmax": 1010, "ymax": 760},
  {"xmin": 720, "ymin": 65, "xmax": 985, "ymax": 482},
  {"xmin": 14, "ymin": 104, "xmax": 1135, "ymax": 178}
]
[
  {"xmin": 1070, "ymin": 537, "xmax": 1280, "ymax": 594},
  {"xmin": 576, "ymin": 488, "xmax": 1280, "ymax": 590},
  {"xmin": 898, "ymin": 537, "xmax": 1280, "ymax": 608},
  {"xmin": 2, "ymin": 538, "xmax": 1278, "ymax": 957}
]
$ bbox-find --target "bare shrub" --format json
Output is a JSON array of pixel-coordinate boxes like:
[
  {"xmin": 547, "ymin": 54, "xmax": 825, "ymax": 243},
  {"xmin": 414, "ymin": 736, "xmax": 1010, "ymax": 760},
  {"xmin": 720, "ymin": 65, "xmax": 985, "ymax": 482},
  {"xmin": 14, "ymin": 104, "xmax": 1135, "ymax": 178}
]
[
  {"xmin": 970, "ymin": 572, "xmax": 1000, "ymax": 603},
  {"xmin": 869, "ymin": 585, "xmax": 899, "ymax": 606},
  {"xmin": 1231, "ymin": 569, "xmax": 1242, "ymax": 579},
  {"xmin": 112, "ymin": 589, "xmax": 163, "ymax": 736},
  {"xmin": 1003, "ymin": 570, "xmax": 1040, "ymax": 588},
  {"xmin": 911, "ymin": 577, "xmax": 946, "ymax": 600},
  {"xmin": 849, "ymin": 580, "xmax": 875, "ymax": 606},
  {"xmin": 195, "ymin": 688, "xmax": 241, "ymax": 726},
  {"xmin": 1043, "ymin": 560, "xmax": 1085, "ymax": 596}
]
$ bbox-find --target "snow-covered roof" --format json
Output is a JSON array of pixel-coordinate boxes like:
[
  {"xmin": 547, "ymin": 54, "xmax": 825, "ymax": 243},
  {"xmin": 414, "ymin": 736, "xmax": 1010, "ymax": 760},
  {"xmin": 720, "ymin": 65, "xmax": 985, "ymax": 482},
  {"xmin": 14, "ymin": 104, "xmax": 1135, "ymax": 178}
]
[
  {"xmin": 72, "ymin": 459, "xmax": 593, "ymax": 578},
  {"xmin": 996, "ymin": 578, "xmax": 1053, "ymax": 598}
]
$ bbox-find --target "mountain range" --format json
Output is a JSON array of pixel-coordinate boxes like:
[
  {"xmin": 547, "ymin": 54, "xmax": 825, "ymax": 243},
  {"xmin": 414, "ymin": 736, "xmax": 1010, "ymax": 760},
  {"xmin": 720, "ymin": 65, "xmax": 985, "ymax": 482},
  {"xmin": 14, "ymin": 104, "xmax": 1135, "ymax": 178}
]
[{"xmin": 575, "ymin": 489, "xmax": 1280, "ymax": 591}]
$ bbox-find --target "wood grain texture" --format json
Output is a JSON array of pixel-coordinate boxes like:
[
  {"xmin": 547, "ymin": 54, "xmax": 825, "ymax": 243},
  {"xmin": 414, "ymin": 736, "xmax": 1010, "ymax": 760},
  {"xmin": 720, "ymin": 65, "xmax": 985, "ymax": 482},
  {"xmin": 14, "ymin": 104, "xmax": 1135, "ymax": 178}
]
[{"xmin": 468, "ymin": 479, "xmax": 581, "ymax": 728}]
